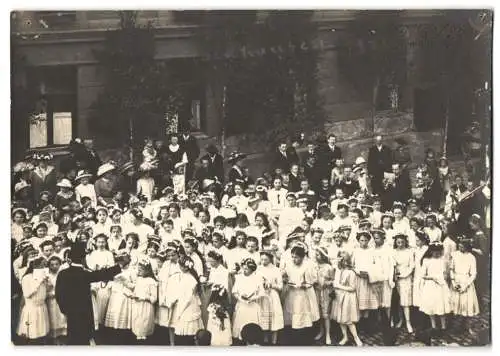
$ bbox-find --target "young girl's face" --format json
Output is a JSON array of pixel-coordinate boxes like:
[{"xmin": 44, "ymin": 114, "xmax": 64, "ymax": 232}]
[
  {"xmin": 416, "ymin": 237, "xmax": 424, "ymax": 248},
  {"xmin": 138, "ymin": 264, "xmax": 147, "ymax": 277},
  {"xmin": 373, "ymin": 201, "xmax": 382, "ymax": 212},
  {"xmin": 234, "ymin": 185, "xmax": 243, "ymax": 195},
  {"xmin": 207, "ymin": 256, "xmax": 219, "ymax": 268},
  {"xmin": 95, "ymin": 237, "xmax": 106, "ymax": 250},
  {"xmin": 458, "ymin": 242, "xmax": 466, "ymax": 253},
  {"xmin": 183, "ymin": 243, "xmax": 194, "ymax": 255},
  {"xmin": 255, "ymin": 216, "xmax": 263, "ymax": 227},
  {"xmin": 36, "ymin": 227, "xmax": 48, "ymax": 239},
  {"xmin": 335, "ymin": 189, "xmax": 344, "ymax": 199},
  {"xmin": 358, "ymin": 236, "xmax": 369, "ymax": 248},
  {"xmin": 212, "ymin": 236, "xmax": 223, "ymax": 248},
  {"xmin": 382, "ymin": 217, "xmax": 392, "ymax": 229},
  {"xmin": 42, "ymin": 244, "xmax": 54, "ymax": 257},
  {"xmin": 215, "ymin": 221, "xmax": 224, "ymax": 230},
  {"xmin": 350, "ymin": 212, "xmax": 360, "ymax": 225},
  {"xmin": 395, "ymin": 237, "xmax": 406, "ymax": 249},
  {"xmin": 146, "ymin": 247, "xmax": 157, "ymax": 258},
  {"xmin": 393, "ymin": 209, "xmax": 403, "ymax": 220},
  {"xmin": 110, "ymin": 228, "xmax": 121, "ymax": 239},
  {"xmin": 97, "ymin": 210, "xmax": 107, "ymax": 223},
  {"xmin": 169, "ymin": 207, "xmax": 178, "ymax": 218},
  {"xmin": 338, "ymin": 208, "xmax": 348, "ymax": 219},
  {"xmin": 49, "ymin": 259, "xmax": 61, "ymax": 274},
  {"xmin": 334, "ymin": 235, "xmax": 343, "ymax": 247},
  {"xmin": 242, "ymin": 265, "xmax": 253, "ymax": 276},
  {"xmin": 373, "ymin": 234, "xmax": 384, "ymax": 247},
  {"xmin": 236, "ymin": 235, "xmax": 245, "ymax": 247},
  {"xmin": 246, "ymin": 240, "xmax": 257, "ymax": 253},
  {"xmin": 81, "ymin": 177, "xmax": 89, "ymax": 185},
  {"xmin": 426, "ymin": 218, "xmax": 435, "ymax": 228},
  {"xmin": 159, "ymin": 208, "xmax": 168, "ymax": 220},
  {"xmin": 273, "ymin": 178, "xmax": 282, "ymax": 190},
  {"xmin": 260, "ymin": 254, "xmax": 271, "ymax": 266},
  {"xmin": 126, "ymin": 237, "xmax": 136, "ymax": 249},
  {"xmin": 112, "ymin": 211, "xmax": 121, "ymax": 221},
  {"xmin": 54, "ymin": 240, "xmax": 63, "ymax": 253},
  {"xmin": 13, "ymin": 212, "xmax": 24, "ymax": 224},
  {"xmin": 314, "ymin": 251, "xmax": 323, "ymax": 263},
  {"xmin": 312, "ymin": 232, "xmax": 322, "ymax": 244},
  {"xmin": 292, "ymin": 253, "xmax": 303, "ymax": 266}
]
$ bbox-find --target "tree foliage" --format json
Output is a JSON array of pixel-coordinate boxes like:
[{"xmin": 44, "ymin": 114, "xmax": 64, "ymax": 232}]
[{"xmin": 90, "ymin": 11, "xmax": 184, "ymax": 149}]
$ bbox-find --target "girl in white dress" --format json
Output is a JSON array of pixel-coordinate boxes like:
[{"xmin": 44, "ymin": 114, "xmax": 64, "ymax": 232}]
[
  {"xmin": 206, "ymin": 284, "xmax": 232, "ymax": 346},
  {"xmin": 351, "ymin": 232, "xmax": 378, "ymax": 320},
  {"xmin": 167, "ymin": 255, "xmax": 203, "ymax": 345},
  {"xmin": 412, "ymin": 230, "xmax": 430, "ymax": 330},
  {"xmin": 86, "ymin": 233, "xmax": 115, "ymax": 329},
  {"xmin": 92, "ymin": 207, "xmax": 111, "ymax": 238},
  {"xmin": 108, "ymin": 225, "xmax": 124, "ymax": 253},
  {"xmin": 156, "ymin": 242, "xmax": 182, "ymax": 345},
  {"xmin": 330, "ymin": 251, "xmax": 363, "ymax": 346},
  {"xmin": 371, "ymin": 229, "xmax": 394, "ymax": 325},
  {"xmin": 328, "ymin": 232, "xmax": 351, "ymax": 269},
  {"xmin": 392, "ymin": 234, "xmax": 415, "ymax": 333},
  {"xmin": 232, "ymin": 258, "xmax": 263, "ymax": 340},
  {"xmin": 131, "ymin": 258, "xmax": 158, "ymax": 342},
  {"xmin": 257, "ymin": 250, "xmax": 284, "ymax": 345},
  {"xmin": 424, "ymin": 214, "xmax": 442, "ymax": 243},
  {"xmin": 450, "ymin": 238, "xmax": 480, "ymax": 332},
  {"xmin": 312, "ymin": 246, "xmax": 335, "ymax": 344},
  {"xmin": 46, "ymin": 256, "xmax": 67, "ymax": 344},
  {"xmin": 282, "ymin": 243, "xmax": 320, "ymax": 332},
  {"xmin": 419, "ymin": 242, "xmax": 451, "ymax": 332},
  {"xmin": 104, "ymin": 250, "xmax": 136, "ymax": 343},
  {"xmin": 380, "ymin": 213, "xmax": 395, "ymax": 240},
  {"xmin": 17, "ymin": 256, "xmax": 50, "ymax": 344}
]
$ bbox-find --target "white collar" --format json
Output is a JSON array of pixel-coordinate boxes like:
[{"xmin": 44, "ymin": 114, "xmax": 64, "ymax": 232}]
[{"xmin": 71, "ymin": 263, "xmax": 84, "ymax": 268}]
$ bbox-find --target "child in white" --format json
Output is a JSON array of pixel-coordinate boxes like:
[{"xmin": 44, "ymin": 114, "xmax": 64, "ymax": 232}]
[{"xmin": 131, "ymin": 259, "xmax": 158, "ymax": 340}]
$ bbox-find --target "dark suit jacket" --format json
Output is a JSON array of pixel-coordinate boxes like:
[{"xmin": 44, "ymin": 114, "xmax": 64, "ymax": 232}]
[
  {"xmin": 180, "ymin": 135, "xmax": 200, "ymax": 163},
  {"xmin": 272, "ymin": 149, "xmax": 298, "ymax": 172},
  {"xmin": 288, "ymin": 173, "xmax": 302, "ymax": 193},
  {"xmin": 228, "ymin": 166, "xmax": 245, "ymax": 186},
  {"xmin": 368, "ymin": 145, "xmax": 393, "ymax": 177},
  {"xmin": 202, "ymin": 153, "xmax": 224, "ymax": 183},
  {"xmin": 56, "ymin": 264, "xmax": 121, "ymax": 345},
  {"xmin": 318, "ymin": 144, "xmax": 342, "ymax": 178}
]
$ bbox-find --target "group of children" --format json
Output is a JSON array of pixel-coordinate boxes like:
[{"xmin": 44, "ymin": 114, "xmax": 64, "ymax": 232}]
[{"xmin": 11, "ymin": 136, "xmax": 489, "ymax": 346}]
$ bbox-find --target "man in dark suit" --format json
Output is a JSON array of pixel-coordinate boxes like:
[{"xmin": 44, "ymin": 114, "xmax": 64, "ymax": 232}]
[
  {"xmin": 384, "ymin": 163, "xmax": 412, "ymax": 210},
  {"xmin": 318, "ymin": 134, "xmax": 342, "ymax": 180},
  {"xmin": 272, "ymin": 142, "xmax": 299, "ymax": 172},
  {"xmin": 368, "ymin": 135, "xmax": 393, "ymax": 195},
  {"xmin": 55, "ymin": 242, "xmax": 130, "ymax": 345},
  {"xmin": 180, "ymin": 130, "xmax": 200, "ymax": 181},
  {"xmin": 201, "ymin": 144, "xmax": 224, "ymax": 184},
  {"xmin": 83, "ymin": 139, "xmax": 102, "ymax": 177},
  {"xmin": 195, "ymin": 156, "xmax": 219, "ymax": 192}
]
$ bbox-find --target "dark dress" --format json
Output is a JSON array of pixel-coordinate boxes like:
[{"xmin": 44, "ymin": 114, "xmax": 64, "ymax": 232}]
[
  {"xmin": 55, "ymin": 264, "xmax": 121, "ymax": 345},
  {"xmin": 228, "ymin": 166, "xmax": 245, "ymax": 185},
  {"xmin": 201, "ymin": 153, "xmax": 225, "ymax": 184},
  {"xmin": 180, "ymin": 135, "xmax": 200, "ymax": 181}
]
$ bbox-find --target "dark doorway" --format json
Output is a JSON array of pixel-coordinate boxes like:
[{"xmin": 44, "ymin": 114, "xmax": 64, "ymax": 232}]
[{"xmin": 413, "ymin": 85, "xmax": 446, "ymax": 132}]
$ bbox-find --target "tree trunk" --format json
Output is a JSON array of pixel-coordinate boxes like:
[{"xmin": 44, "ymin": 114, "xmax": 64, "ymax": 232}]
[{"xmin": 370, "ymin": 76, "xmax": 380, "ymax": 136}]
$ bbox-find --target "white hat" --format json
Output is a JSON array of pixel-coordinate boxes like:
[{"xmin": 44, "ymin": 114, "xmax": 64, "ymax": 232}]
[
  {"xmin": 75, "ymin": 170, "xmax": 93, "ymax": 181},
  {"xmin": 14, "ymin": 180, "xmax": 30, "ymax": 193},
  {"xmin": 56, "ymin": 178, "xmax": 73, "ymax": 189},
  {"xmin": 97, "ymin": 163, "xmax": 116, "ymax": 177},
  {"xmin": 355, "ymin": 156, "xmax": 366, "ymax": 165}
]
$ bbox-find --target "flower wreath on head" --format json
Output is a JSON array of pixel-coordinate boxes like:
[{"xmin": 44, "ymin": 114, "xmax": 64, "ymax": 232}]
[{"xmin": 181, "ymin": 258, "xmax": 194, "ymax": 270}]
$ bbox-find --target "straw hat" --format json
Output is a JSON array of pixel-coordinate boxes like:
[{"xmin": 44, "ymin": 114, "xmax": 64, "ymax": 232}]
[
  {"xmin": 97, "ymin": 163, "xmax": 116, "ymax": 177},
  {"xmin": 56, "ymin": 178, "xmax": 73, "ymax": 189},
  {"xmin": 227, "ymin": 151, "xmax": 247, "ymax": 164},
  {"xmin": 75, "ymin": 170, "xmax": 93, "ymax": 181}
]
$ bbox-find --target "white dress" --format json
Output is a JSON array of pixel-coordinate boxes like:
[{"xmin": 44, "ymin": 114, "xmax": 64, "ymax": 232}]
[
  {"xmin": 393, "ymin": 248, "xmax": 414, "ymax": 307},
  {"xmin": 17, "ymin": 274, "xmax": 50, "ymax": 339},
  {"xmin": 207, "ymin": 308, "xmax": 232, "ymax": 346},
  {"xmin": 419, "ymin": 257, "xmax": 451, "ymax": 316},
  {"xmin": 282, "ymin": 262, "xmax": 320, "ymax": 329},
  {"xmin": 450, "ymin": 251, "xmax": 480, "ymax": 317},
  {"xmin": 104, "ymin": 267, "xmax": 135, "ymax": 329},
  {"xmin": 352, "ymin": 247, "xmax": 379, "ymax": 310},
  {"xmin": 372, "ymin": 245, "xmax": 395, "ymax": 308},
  {"xmin": 46, "ymin": 272, "xmax": 67, "ymax": 337},
  {"xmin": 86, "ymin": 249, "xmax": 115, "ymax": 326},
  {"xmin": 232, "ymin": 272, "xmax": 263, "ymax": 338},
  {"xmin": 168, "ymin": 272, "xmax": 203, "ymax": 336},
  {"xmin": 131, "ymin": 277, "xmax": 158, "ymax": 338},
  {"xmin": 156, "ymin": 261, "xmax": 182, "ymax": 328},
  {"xmin": 257, "ymin": 264, "xmax": 284, "ymax": 331},
  {"xmin": 412, "ymin": 246, "xmax": 428, "ymax": 308}
]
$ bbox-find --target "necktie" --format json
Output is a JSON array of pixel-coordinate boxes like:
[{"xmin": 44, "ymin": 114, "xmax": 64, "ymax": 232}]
[{"xmin": 277, "ymin": 193, "xmax": 280, "ymax": 205}]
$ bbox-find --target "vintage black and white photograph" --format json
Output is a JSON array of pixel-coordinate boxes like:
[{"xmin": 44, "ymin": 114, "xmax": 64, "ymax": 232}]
[{"xmin": 10, "ymin": 9, "xmax": 492, "ymax": 346}]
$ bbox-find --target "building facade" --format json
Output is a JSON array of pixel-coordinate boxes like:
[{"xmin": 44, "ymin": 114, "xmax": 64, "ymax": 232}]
[{"xmin": 12, "ymin": 10, "xmax": 457, "ymax": 159}]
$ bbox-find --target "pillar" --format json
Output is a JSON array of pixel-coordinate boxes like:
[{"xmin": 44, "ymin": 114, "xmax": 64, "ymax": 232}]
[{"xmin": 402, "ymin": 24, "xmax": 420, "ymax": 112}]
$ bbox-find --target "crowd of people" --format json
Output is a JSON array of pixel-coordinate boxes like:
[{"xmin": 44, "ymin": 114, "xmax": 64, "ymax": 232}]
[{"xmin": 11, "ymin": 131, "xmax": 491, "ymax": 346}]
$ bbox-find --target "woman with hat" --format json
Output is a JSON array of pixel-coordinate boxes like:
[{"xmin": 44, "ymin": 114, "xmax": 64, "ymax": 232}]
[
  {"xmin": 257, "ymin": 249, "xmax": 284, "ymax": 345},
  {"xmin": 117, "ymin": 161, "xmax": 137, "ymax": 198},
  {"xmin": 95, "ymin": 162, "xmax": 119, "ymax": 206},
  {"xmin": 54, "ymin": 179, "xmax": 76, "ymax": 211},
  {"xmin": 227, "ymin": 151, "xmax": 247, "ymax": 187},
  {"xmin": 137, "ymin": 162, "xmax": 156, "ymax": 203},
  {"xmin": 31, "ymin": 153, "xmax": 57, "ymax": 203},
  {"xmin": 392, "ymin": 234, "xmax": 415, "ymax": 333},
  {"xmin": 419, "ymin": 242, "xmax": 451, "ymax": 333},
  {"xmin": 75, "ymin": 170, "xmax": 97, "ymax": 208},
  {"xmin": 231, "ymin": 257, "xmax": 262, "ymax": 341},
  {"xmin": 449, "ymin": 237, "xmax": 480, "ymax": 333}
]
